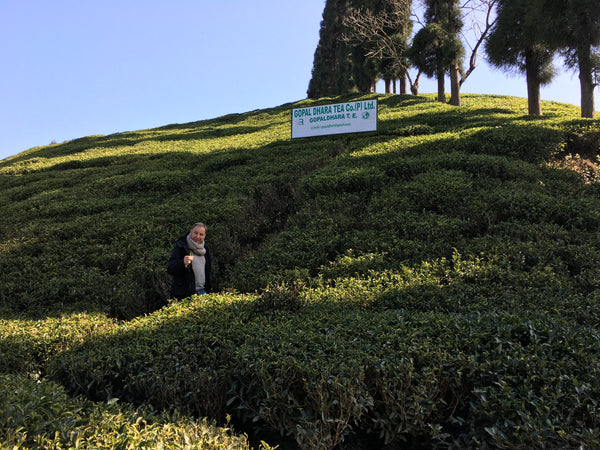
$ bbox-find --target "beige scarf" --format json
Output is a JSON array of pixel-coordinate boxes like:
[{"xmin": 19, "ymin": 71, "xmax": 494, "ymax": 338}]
[{"xmin": 186, "ymin": 234, "xmax": 206, "ymax": 256}]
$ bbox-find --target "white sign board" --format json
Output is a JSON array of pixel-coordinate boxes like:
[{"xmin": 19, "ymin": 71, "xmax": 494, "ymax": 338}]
[{"xmin": 291, "ymin": 99, "xmax": 378, "ymax": 139}]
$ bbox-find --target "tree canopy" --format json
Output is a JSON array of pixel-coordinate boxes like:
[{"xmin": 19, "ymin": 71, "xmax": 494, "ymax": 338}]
[
  {"xmin": 308, "ymin": 0, "xmax": 413, "ymax": 98},
  {"xmin": 308, "ymin": 0, "xmax": 598, "ymax": 117},
  {"xmin": 484, "ymin": 0, "xmax": 556, "ymax": 116},
  {"xmin": 535, "ymin": 0, "xmax": 600, "ymax": 118}
]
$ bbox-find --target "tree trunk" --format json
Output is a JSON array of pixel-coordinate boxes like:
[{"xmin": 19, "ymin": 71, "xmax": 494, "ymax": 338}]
[
  {"xmin": 411, "ymin": 84, "xmax": 419, "ymax": 95},
  {"xmin": 384, "ymin": 78, "xmax": 392, "ymax": 94},
  {"xmin": 580, "ymin": 77, "xmax": 595, "ymax": 119},
  {"xmin": 526, "ymin": 53, "xmax": 542, "ymax": 116},
  {"xmin": 437, "ymin": 66, "xmax": 446, "ymax": 103},
  {"xmin": 399, "ymin": 71, "xmax": 407, "ymax": 94},
  {"xmin": 447, "ymin": 0, "xmax": 461, "ymax": 106},
  {"xmin": 578, "ymin": 45, "xmax": 596, "ymax": 119},
  {"xmin": 449, "ymin": 63, "xmax": 461, "ymax": 106}
]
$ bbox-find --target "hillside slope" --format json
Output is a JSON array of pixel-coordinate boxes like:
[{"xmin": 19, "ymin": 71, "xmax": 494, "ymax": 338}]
[
  {"xmin": 0, "ymin": 94, "xmax": 597, "ymax": 319},
  {"xmin": 1, "ymin": 94, "xmax": 600, "ymax": 447}
]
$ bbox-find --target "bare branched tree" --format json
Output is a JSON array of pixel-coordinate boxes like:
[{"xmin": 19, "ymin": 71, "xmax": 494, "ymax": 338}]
[
  {"xmin": 343, "ymin": 0, "xmax": 496, "ymax": 96},
  {"xmin": 343, "ymin": 0, "xmax": 416, "ymax": 94},
  {"xmin": 343, "ymin": 1, "xmax": 410, "ymax": 66},
  {"xmin": 459, "ymin": 0, "xmax": 498, "ymax": 85},
  {"xmin": 412, "ymin": 0, "xmax": 497, "ymax": 86}
]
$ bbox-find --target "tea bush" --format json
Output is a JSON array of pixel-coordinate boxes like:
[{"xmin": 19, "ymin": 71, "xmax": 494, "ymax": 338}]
[
  {"xmin": 0, "ymin": 312, "xmax": 117, "ymax": 375},
  {"xmin": 0, "ymin": 374, "xmax": 260, "ymax": 449},
  {"xmin": 47, "ymin": 295, "xmax": 600, "ymax": 448},
  {"xmin": 0, "ymin": 94, "xmax": 592, "ymax": 319},
  {"xmin": 2, "ymin": 93, "xmax": 600, "ymax": 447}
]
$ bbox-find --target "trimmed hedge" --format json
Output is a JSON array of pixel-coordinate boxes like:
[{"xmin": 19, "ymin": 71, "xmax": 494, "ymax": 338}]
[
  {"xmin": 0, "ymin": 374, "xmax": 262, "ymax": 449},
  {"xmin": 47, "ymin": 294, "xmax": 600, "ymax": 448},
  {"xmin": 0, "ymin": 312, "xmax": 117, "ymax": 375}
]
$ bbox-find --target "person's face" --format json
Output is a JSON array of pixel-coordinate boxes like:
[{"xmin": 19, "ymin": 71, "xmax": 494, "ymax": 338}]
[{"xmin": 190, "ymin": 226, "xmax": 206, "ymax": 243}]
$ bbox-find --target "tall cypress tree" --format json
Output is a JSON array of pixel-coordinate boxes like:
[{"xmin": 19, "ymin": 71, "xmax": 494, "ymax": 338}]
[
  {"xmin": 484, "ymin": 0, "xmax": 555, "ymax": 116},
  {"xmin": 308, "ymin": 0, "xmax": 354, "ymax": 98}
]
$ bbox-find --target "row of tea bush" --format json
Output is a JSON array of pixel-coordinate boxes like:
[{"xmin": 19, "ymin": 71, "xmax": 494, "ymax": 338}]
[{"xmin": 37, "ymin": 290, "xmax": 599, "ymax": 449}]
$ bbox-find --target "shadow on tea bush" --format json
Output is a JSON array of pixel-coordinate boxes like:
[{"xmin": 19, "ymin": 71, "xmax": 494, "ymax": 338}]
[
  {"xmin": 0, "ymin": 374, "xmax": 260, "ymax": 449},
  {"xmin": 253, "ymin": 281, "xmax": 304, "ymax": 313}
]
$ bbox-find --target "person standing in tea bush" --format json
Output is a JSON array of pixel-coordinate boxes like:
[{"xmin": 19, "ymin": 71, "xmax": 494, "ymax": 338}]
[{"xmin": 167, "ymin": 222, "xmax": 212, "ymax": 298}]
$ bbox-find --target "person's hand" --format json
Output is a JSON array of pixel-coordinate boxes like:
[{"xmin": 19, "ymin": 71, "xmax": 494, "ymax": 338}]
[{"xmin": 184, "ymin": 254, "xmax": 193, "ymax": 267}]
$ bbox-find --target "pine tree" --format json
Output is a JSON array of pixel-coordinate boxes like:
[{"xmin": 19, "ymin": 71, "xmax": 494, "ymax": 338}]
[
  {"xmin": 408, "ymin": 0, "xmax": 464, "ymax": 104},
  {"xmin": 537, "ymin": 0, "xmax": 600, "ymax": 118},
  {"xmin": 484, "ymin": 0, "xmax": 555, "ymax": 116}
]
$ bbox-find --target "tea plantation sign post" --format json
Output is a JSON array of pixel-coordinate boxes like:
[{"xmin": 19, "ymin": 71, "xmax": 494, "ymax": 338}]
[{"xmin": 291, "ymin": 99, "xmax": 378, "ymax": 139}]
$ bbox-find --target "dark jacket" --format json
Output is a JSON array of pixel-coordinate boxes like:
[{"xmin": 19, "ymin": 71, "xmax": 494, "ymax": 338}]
[{"xmin": 167, "ymin": 235, "xmax": 212, "ymax": 299}]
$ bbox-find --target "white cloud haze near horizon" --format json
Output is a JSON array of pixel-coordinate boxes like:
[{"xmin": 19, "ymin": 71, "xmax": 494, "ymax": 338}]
[{"xmin": 0, "ymin": 0, "xmax": 595, "ymax": 161}]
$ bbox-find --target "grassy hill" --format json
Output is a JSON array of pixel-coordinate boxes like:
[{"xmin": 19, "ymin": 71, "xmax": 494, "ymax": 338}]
[{"xmin": 1, "ymin": 94, "xmax": 600, "ymax": 448}]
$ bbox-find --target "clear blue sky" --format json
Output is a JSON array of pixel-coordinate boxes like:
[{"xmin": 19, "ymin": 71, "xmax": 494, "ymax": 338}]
[{"xmin": 0, "ymin": 1, "xmax": 594, "ymax": 162}]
